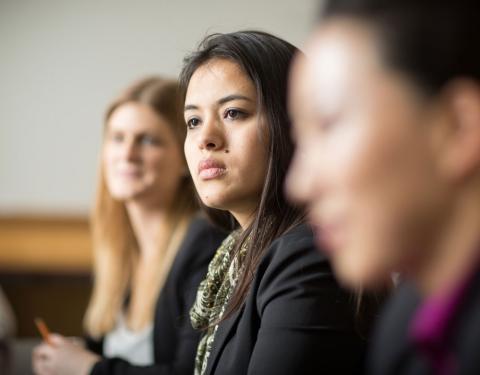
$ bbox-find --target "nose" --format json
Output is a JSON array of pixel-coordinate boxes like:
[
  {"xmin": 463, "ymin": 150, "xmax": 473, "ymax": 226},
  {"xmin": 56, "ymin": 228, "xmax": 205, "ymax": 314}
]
[
  {"xmin": 198, "ymin": 116, "xmax": 225, "ymax": 151},
  {"xmin": 122, "ymin": 138, "xmax": 140, "ymax": 161}
]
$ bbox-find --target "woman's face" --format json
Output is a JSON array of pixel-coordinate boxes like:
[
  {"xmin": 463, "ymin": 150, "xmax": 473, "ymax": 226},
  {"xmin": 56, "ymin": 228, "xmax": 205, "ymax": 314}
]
[
  {"xmin": 184, "ymin": 58, "xmax": 268, "ymax": 227},
  {"xmin": 103, "ymin": 102, "xmax": 185, "ymax": 207},
  {"xmin": 286, "ymin": 20, "xmax": 452, "ymax": 288}
]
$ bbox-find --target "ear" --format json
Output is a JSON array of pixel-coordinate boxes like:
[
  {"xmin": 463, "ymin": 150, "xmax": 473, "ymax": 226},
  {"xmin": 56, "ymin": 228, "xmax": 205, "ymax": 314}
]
[{"xmin": 437, "ymin": 79, "xmax": 480, "ymax": 182}]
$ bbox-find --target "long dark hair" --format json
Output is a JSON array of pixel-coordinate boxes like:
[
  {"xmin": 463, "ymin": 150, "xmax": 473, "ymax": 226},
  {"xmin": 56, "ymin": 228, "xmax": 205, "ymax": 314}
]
[
  {"xmin": 179, "ymin": 31, "xmax": 305, "ymax": 318},
  {"xmin": 320, "ymin": 0, "xmax": 480, "ymax": 95}
]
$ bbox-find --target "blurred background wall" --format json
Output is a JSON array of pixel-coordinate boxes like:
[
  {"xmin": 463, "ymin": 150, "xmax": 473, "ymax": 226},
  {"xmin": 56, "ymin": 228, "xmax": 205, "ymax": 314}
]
[
  {"xmin": 0, "ymin": 0, "xmax": 317, "ymax": 215},
  {"xmin": 0, "ymin": 0, "xmax": 318, "ymax": 373}
]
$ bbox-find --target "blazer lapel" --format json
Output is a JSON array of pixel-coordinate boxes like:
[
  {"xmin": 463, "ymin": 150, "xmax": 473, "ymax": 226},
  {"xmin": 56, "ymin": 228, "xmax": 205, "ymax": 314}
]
[{"xmin": 204, "ymin": 304, "xmax": 245, "ymax": 375}]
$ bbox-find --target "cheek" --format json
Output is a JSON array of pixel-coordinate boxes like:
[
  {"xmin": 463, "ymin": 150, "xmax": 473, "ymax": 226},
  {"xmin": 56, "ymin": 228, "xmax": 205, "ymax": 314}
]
[
  {"xmin": 334, "ymin": 126, "xmax": 439, "ymax": 282},
  {"xmin": 287, "ymin": 141, "xmax": 324, "ymax": 204},
  {"xmin": 239, "ymin": 134, "xmax": 268, "ymax": 189},
  {"xmin": 102, "ymin": 148, "xmax": 115, "ymax": 177},
  {"xmin": 323, "ymin": 118, "xmax": 373, "ymax": 183},
  {"xmin": 315, "ymin": 121, "xmax": 373, "ymax": 216},
  {"xmin": 317, "ymin": 121, "xmax": 410, "ymax": 281},
  {"xmin": 324, "ymin": 110, "xmax": 415, "ymax": 210},
  {"xmin": 184, "ymin": 137, "xmax": 197, "ymax": 172},
  {"xmin": 145, "ymin": 151, "xmax": 165, "ymax": 170},
  {"xmin": 152, "ymin": 148, "xmax": 184, "ymax": 179},
  {"xmin": 228, "ymin": 126, "xmax": 266, "ymax": 177}
]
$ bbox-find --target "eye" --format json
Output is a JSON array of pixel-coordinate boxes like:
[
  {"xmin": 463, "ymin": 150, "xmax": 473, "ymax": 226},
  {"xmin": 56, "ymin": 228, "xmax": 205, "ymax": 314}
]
[
  {"xmin": 224, "ymin": 109, "xmax": 245, "ymax": 120},
  {"xmin": 186, "ymin": 117, "xmax": 201, "ymax": 129},
  {"xmin": 140, "ymin": 134, "xmax": 160, "ymax": 146},
  {"xmin": 109, "ymin": 132, "xmax": 124, "ymax": 143}
]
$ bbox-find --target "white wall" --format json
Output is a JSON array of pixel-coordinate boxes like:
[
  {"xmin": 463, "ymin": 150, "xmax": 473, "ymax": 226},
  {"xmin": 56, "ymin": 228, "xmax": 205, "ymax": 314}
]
[{"xmin": 0, "ymin": 0, "xmax": 318, "ymax": 215}]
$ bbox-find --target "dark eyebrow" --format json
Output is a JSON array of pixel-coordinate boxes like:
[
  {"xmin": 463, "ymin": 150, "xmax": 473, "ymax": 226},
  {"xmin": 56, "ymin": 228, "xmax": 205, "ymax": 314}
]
[
  {"xmin": 184, "ymin": 94, "xmax": 253, "ymax": 112},
  {"xmin": 184, "ymin": 104, "xmax": 198, "ymax": 112},
  {"xmin": 217, "ymin": 94, "xmax": 253, "ymax": 105}
]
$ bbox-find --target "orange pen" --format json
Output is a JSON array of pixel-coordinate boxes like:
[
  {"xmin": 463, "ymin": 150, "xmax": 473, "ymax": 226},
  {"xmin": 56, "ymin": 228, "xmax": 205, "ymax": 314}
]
[{"xmin": 34, "ymin": 317, "xmax": 52, "ymax": 345}]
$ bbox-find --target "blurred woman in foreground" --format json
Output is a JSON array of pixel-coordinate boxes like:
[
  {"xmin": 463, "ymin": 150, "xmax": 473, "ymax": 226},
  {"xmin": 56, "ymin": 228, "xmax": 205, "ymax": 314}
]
[{"xmin": 287, "ymin": 0, "xmax": 480, "ymax": 373}]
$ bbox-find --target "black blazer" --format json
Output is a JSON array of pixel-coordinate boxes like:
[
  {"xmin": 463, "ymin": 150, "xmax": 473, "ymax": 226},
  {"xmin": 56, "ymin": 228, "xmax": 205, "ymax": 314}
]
[
  {"xmin": 87, "ymin": 216, "xmax": 227, "ymax": 375},
  {"xmin": 203, "ymin": 224, "xmax": 382, "ymax": 375},
  {"xmin": 368, "ymin": 271, "xmax": 480, "ymax": 375}
]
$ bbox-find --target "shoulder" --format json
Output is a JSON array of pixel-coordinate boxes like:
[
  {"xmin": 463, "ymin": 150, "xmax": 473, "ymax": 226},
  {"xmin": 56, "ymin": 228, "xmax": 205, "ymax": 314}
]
[
  {"xmin": 176, "ymin": 215, "xmax": 228, "ymax": 267},
  {"xmin": 368, "ymin": 283, "xmax": 420, "ymax": 374},
  {"xmin": 373, "ymin": 282, "xmax": 419, "ymax": 338},
  {"xmin": 270, "ymin": 223, "xmax": 316, "ymax": 252},
  {"xmin": 184, "ymin": 215, "xmax": 228, "ymax": 245},
  {"xmin": 250, "ymin": 223, "xmax": 365, "ymax": 340},
  {"xmin": 260, "ymin": 223, "xmax": 329, "ymax": 275},
  {"xmin": 254, "ymin": 223, "xmax": 338, "ymax": 308},
  {"xmin": 455, "ymin": 271, "xmax": 480, "ymax": 373},
  {"xmin": 160, "ymin": 216, "xmax": 227, "ymax": 312}
]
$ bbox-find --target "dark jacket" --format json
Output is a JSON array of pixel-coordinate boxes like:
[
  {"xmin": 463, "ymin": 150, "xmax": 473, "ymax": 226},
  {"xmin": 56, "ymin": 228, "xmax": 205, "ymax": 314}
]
[
  {"xmin": 87, "ymin": 216, "xmax": 227, "ymax": 375},
  {"xmin": 368, "ymin": 271, "xmax": 480, "ymax": 375},
  {"xmin": 203, "ymin": 223, "xmax": 383, "ymax": 375}
]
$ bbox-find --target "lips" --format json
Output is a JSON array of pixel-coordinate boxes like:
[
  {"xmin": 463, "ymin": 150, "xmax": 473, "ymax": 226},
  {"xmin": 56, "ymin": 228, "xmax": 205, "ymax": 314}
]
[
  {"xmin": 198, "ymin": 159, "xmax": 227, "ymax": 180},
  {"xmin": 115, "ymin": 169, "xmax": 141, "ymax": 179}
]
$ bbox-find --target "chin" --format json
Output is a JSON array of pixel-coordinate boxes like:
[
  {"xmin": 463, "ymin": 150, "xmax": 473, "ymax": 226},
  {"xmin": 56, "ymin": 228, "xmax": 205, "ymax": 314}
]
[
  {"xmin": 199, "ymin": 197, "xmax": 227, "ymax": 211},
  {"xmin": 109, "ymin": 188, "xmax": 144, "ymax": 202},
  {"xmin": 333, "ymin": 249, "xmax": 388, "ymax": 291},
  {"xmin": 196, "ymin": 188, "xmax": 229, "ymax": 210}
]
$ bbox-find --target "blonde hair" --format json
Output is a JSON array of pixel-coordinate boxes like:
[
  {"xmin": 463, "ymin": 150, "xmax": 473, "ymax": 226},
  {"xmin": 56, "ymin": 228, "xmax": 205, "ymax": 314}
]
[{"xmin": 84, "ymin": 77, "xmax": 197, "ymax": 338}]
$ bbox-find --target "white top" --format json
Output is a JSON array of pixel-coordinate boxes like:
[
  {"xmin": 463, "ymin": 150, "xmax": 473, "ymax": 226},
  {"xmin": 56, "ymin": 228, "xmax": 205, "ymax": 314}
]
[{"xmin": 103, "ymin": 312, "xmax": 154, "ymax": 366}]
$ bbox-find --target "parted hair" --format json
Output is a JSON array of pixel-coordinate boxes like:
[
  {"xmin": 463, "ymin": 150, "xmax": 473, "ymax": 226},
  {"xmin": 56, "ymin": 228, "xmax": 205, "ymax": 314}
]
[{"xmin": 179, "ymin": 31, "xmax": 305, "ymax": 320}]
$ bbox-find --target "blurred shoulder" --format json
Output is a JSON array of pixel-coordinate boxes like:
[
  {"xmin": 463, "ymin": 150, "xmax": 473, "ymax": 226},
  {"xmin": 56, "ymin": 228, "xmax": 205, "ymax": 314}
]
[
  {"xmin": 179, "ymin": 215, "xmax": 228, "ymax": 263},
  {"xmin": 186, "ymin": 215, "xmax": 226, "ymax": 239}
]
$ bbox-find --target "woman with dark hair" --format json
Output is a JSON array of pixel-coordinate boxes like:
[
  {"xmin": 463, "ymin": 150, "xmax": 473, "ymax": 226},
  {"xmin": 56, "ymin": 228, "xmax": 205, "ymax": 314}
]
[
  {"xmin": 287, "ymin": 0, "xmax": 480, "ymax": 373},
  {"xmin": 181, "ymin": 30, "xmax": 383, "ymax": 375}
]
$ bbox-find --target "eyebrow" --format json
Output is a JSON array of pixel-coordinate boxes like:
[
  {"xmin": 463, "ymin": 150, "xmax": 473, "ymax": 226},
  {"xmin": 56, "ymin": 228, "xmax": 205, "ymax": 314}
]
[{"xmin": 184, "ymin": 94, "xmax": 253, "ymax": 112}]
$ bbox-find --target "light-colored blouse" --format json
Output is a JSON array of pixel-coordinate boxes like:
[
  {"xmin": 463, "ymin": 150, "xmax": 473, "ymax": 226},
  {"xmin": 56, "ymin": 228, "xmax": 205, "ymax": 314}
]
[{"xmin": 104, "ymin": 312, "xmax": 154, "ymax": 366}]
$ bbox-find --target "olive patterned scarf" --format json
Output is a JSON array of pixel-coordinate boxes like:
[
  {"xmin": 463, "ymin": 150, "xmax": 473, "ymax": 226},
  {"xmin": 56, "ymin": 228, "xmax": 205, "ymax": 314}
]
[{"xmin": 190, "ymin": 229, "xmax": 249, "ymax": 375}]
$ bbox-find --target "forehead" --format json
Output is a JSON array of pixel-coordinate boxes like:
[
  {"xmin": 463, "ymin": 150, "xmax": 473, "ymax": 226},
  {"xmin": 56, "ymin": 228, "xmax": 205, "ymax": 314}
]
[
  {"xmin": 185, "ymin": 58, "xmax": 257, "ymax": 105},
  {"xmin": 290, "ymin": 19, "xmax": 383, "ymax": 112},
  {"xmin": 107, "ymin": 102, "xmax": 167, "ymax": 133}
]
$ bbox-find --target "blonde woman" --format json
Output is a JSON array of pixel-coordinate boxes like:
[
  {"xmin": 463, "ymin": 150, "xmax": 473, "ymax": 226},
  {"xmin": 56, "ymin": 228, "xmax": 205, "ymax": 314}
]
[{"xmin": 32, "ymin": 77, "xmax": 225, "ymax": 375}]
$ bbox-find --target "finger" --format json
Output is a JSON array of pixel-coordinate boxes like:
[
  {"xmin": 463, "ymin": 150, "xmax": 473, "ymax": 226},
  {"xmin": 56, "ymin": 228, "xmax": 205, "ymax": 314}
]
[
  {"xmin": 32, "ymin": 354, "xmax": 50, "ymax": 375},
  {"xmin": 33, "ymin": 343, "xmax": 52, "ymax": 357},
  {"xmin": 69, "ymin": 336, "xmax": 84, "ymax": 347},
  {"xmin": 32, "ymin": 347, "xmax": 44, "ymax": 364},
  {"xmin": 34, "ymin": 342, "xmax": 58, "ymax": 360},
  {"xmin": 49, "ymin": 333, "xmax": 66, "ymax": 346},
  {"xmin": 32, "ymin": 358, "xmax": 43, "ymax": 374},
  {"xmin": 33, "ymin": 344, "xmax": 49, "ymax": 358},
  {"xmin": 32, "ymin": 344, "xmax": 53, "ymax": 369}
]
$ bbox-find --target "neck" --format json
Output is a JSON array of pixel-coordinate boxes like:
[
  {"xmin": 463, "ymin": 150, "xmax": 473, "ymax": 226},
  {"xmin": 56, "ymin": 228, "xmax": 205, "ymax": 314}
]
[
  {"xmin": 415, "ymin": 185, "xmax": 480, "ymax": 297},
  {"xmin": 230, "ymin": 207, "xmax": 256, "ymax": 230},
  {"xmin": 125, "ymin": 201, "xmax": 172, "ymax": 260}
]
